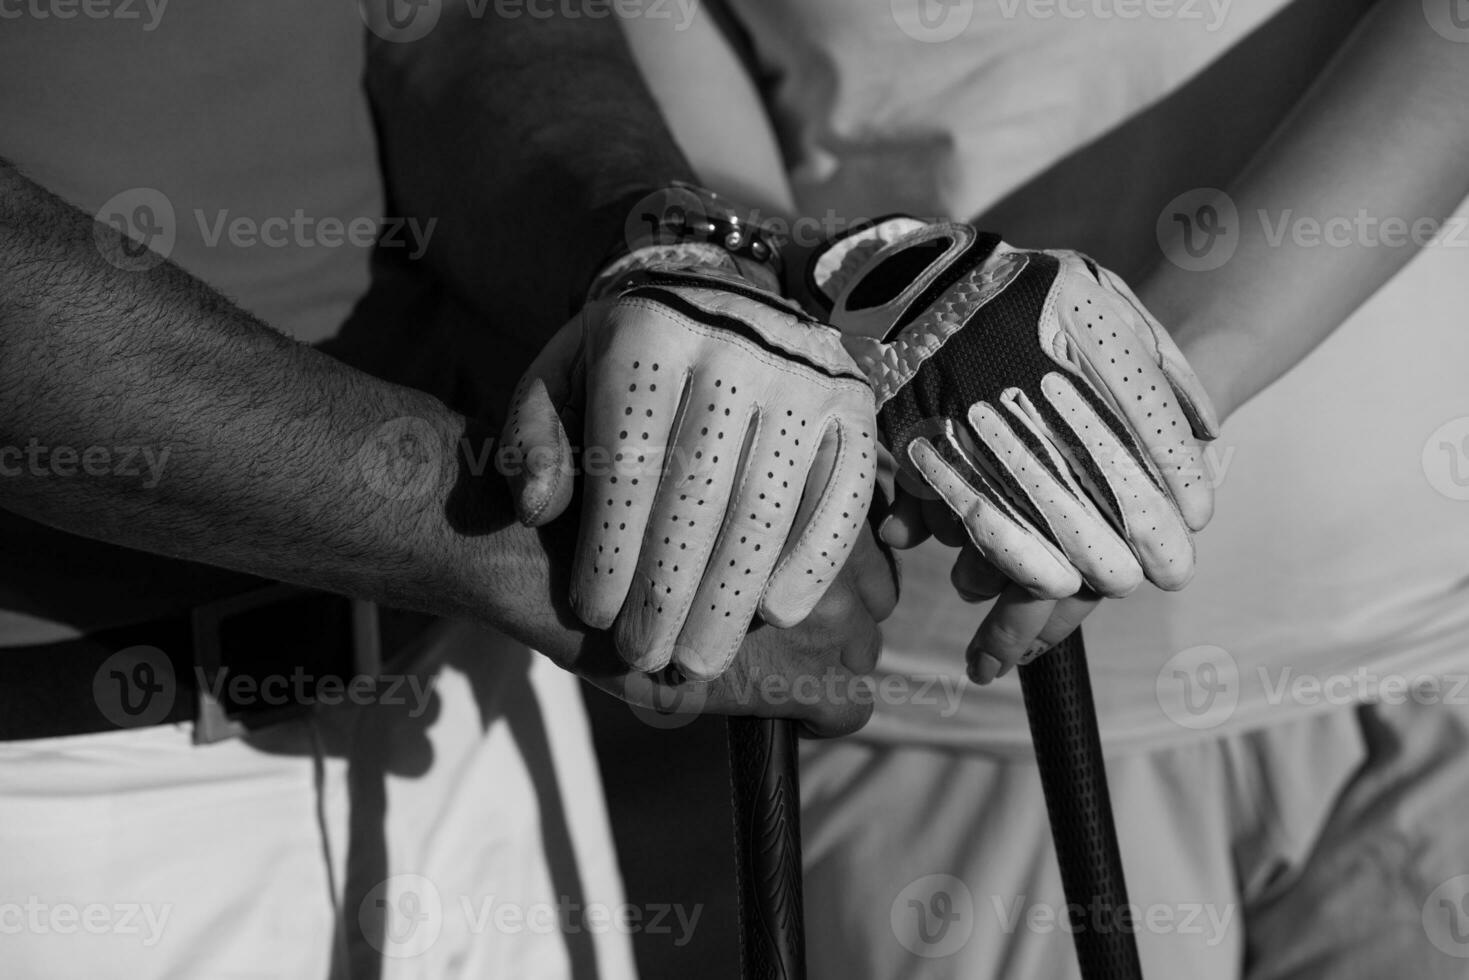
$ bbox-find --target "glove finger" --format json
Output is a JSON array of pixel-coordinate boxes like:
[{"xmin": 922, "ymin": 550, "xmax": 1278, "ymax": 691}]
[
  {"xmin": 908, "ymin": 432, "xmax": 1080, "ymax": 599},
  {"xmin": 610, "ymin": 377, "xmax": 753, "ymax": 673},
  {"xmin": 667, "ymin": 412, "xmax": 815, "ymax": 678},
  {"xmin": 500, "ymin": 314, "xmax": 582, "ymax": 527},
  {"xmin": 1095, "ymin": 263, "xmax": 1221, "ymax": 440},
  {"xmin": 969, "ymin": 399, "xmax": 1143, "ymax": 597},
  {"xmin": 569, "ymin": 351, "xmax": 688, "ymax": 630},
  {"xmin": 1040, "ymin": 373, "xmax": 1196, "ymax": 590},
  {"xmin": 1056, "ymin": 265, "xmax": 1214, "ymax": 531},
  {"xmin": 759, "ymin": 415, "xmax": 878, "ymax": 628}
]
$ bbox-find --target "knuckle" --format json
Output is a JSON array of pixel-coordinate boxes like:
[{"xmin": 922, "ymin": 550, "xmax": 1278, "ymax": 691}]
[{"xmin": 981, "ymin": 619, "xmax": 1030, "ymax": 660}]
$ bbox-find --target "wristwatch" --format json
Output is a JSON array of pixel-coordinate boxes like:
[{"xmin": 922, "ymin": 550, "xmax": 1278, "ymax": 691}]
[{"xmin": 591, "ymin": 182, "xmax": 787, "ymax": 299}]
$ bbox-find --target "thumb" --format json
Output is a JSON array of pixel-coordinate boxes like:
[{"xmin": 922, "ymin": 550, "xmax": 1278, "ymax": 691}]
[{"xmin": 500, "ymin": 312, "xmax": 585, "ymax": 526}]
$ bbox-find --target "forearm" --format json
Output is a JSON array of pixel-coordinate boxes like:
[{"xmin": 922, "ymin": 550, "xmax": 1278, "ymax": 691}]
[
  {"xmin": 1141, "ymin": 0, "xmax": 1469, "ymax": 420},
  {"xmin": 365, "ymin": 2, "xmax": 696, "ymax": 352},
  {"xmin": 0, "ymin": 159, "xmax": 588, "ymax": 657}
]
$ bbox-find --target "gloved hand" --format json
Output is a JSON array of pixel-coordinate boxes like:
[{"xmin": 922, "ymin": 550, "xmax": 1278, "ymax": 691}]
[
  {"xmin": 503, "ymin": 242, "xmax": 878, "ymax": 680},
  {"xmin": 802, "ymin": 217, "xmax": 1219, "ymax": 601}
]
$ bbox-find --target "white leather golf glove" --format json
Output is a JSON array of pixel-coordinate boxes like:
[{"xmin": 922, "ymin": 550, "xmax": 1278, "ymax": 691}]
[
  {"xmin": 504, "ymin": 242, "xmax": 878, "ymax": 679},
  {"xmin": 804, "ymin": 218, "xmax": 1219, "ymax": 598}
]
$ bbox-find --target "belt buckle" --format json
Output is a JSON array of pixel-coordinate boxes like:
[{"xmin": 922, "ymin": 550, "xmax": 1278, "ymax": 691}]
[{"xmin": 190, "ymin": 585, "xmax": 382, "ymax": 745}]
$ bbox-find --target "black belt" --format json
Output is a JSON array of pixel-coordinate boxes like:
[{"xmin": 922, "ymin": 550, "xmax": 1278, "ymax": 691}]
[{"xmin": 0, "ymin": 587, "xmax": 433, "ymax": 743}]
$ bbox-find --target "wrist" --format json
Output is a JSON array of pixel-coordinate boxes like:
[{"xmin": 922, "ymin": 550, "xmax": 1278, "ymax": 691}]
[{"xmin": 1136, "ymin": 276, "xmax": 1254, "ymax": 425}]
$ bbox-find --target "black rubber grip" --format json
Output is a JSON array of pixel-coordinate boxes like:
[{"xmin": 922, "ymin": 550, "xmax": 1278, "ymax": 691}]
[
  {"xmin": 1018, "ymin": 630, "xmax": 1144, "ymax": 980},
  {"xmin": 728, "ymin": 716, "xmax": 807, "ymax": 980}
]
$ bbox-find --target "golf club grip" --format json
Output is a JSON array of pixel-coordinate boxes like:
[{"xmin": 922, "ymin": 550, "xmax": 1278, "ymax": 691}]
[
  {"xmin": 728, "ymin": 715, "xmax": 806, "ymax": 980},
  {"xmin": 1018, "ymin": 630, "xmax": 1144, "ymax": 980}
]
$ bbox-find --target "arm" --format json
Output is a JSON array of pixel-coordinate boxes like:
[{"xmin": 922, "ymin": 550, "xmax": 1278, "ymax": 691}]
[
  {"xmin": 0, "ymin": 158, "xmax": 889, "ymax": 731},
  {"xmin": 966, "ymin": 1, "xmax": 1469, "ymax": 677},
  {"xmin": 1144, "ymin": 0, "xmax": 1469, "ymax": 421},
  {"xmin": 0, "ymin": 157, "xmax": 548, "ymax": 641},
  {"xmin": 364, "ymin": 2, "xmax": 696, "ymax": 352},
  {"xmin": 365, "ymin": 6, "xmax": 884, "ymax": 681}
]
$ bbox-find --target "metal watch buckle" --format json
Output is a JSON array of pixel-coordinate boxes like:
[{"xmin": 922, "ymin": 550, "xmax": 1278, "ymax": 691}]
[
  {"xmin": 190, "ymin": 585, "xmax": 381, "ymax": 745},
  {"xmin": 654, "ymin": 182, "xmax": 784, "ymax": 266}
]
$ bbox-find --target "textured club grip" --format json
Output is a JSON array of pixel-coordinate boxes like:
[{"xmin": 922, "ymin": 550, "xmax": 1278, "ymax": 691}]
[
  {"xmin": 1018, "ymin": 630, "xmax": 1145, "ymax": 980},
  {"xmin": 728, "ymin": 716, "xmax": 807, "ymax": 980}
]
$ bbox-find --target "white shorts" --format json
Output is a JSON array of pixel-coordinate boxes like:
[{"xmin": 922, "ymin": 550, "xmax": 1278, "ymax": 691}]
[
  {"xmin": 0, "ymin": 620, "xmax": 637, "ymax": 980},
  {"xmin": 801, "ymin": 695, "xmax": 1469, "ymax": 979}
]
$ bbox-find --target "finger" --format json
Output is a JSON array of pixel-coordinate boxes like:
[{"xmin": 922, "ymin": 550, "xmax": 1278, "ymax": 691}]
[
  {"xmin": 842, "ymin": 524, "xmax": 899, "ymax": 623},
  {"xmin": 965, "ymin": 584, "xmax": 1057, "ymax": 684},
  {"xmin": 1056, "ymin": 259, "xmax": 1214, "ymax": 532},
  {"xmin": 1040, "ymin": 373, "xmax": 1196, "ymax": 590},
  {"xmin": 968, "ymin": 399, "xmax": 1144, "ymax": 597},
  {"xmin": 950, "ymin": 544, "xmax": 1008, "ymax": 603},
  {"xmin": 611, "ymin": 384, "xmax": 755, "ymax": 674},
  {"xmin": 500, "ymin": 313, "xmax": 582, "ymax": 527},
  {"xmin": 696, "ymin": 611, "xmax": 883, "ymax": 738},
  {"xmin": 759, "ymin": 415, "xmax": 878, "ymax": 628},
  {"xmin": 908, "ymin": 432, "xmax": 1081, "ymax": 599},
  {"xmin": 1029, "ymin": 592, "xmax": 1102, "ymax": 654},
  {"xmin": 659, "ymin": 408, "xmax": 796, "ymax": 681},
  {"xmin": 922, "ymin": 496, "xmax": 968, "ymax": 548},
  {"xmin": 878, "ymin": 485, "xmax": 931, "ymax": 549},
  {"xmin": 569, "ymin": 343, "xmax": 689, "ymax": 630}
]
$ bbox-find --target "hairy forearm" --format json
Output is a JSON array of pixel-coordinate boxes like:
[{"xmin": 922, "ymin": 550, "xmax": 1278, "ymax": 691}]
[
  {"xmin": 0, "ymin": 159, "xmax": 594, "ymax": 660},
  {"xmin": 365, "ymin": 2, "xmax": 695, "ymax": 353},
  {"xmin": 1142, "ymin": 0, "xmax": 1469, "ymax": 420}
]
